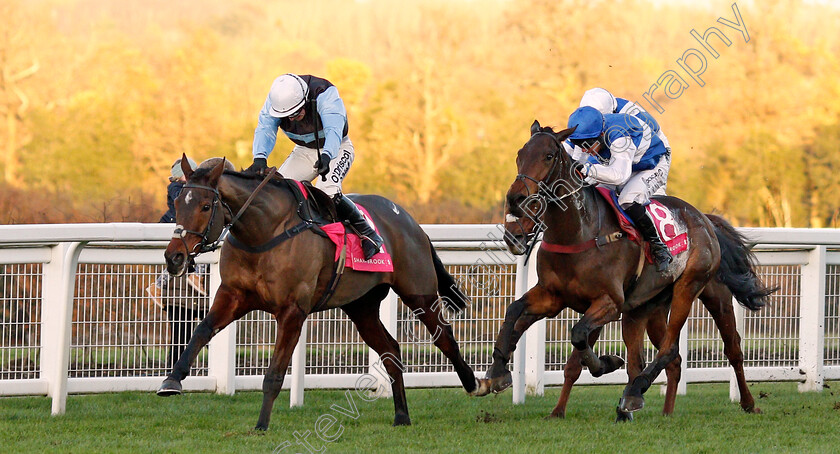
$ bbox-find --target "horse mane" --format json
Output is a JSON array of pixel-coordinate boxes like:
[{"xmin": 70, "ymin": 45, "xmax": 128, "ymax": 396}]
[{"xmin": 189, "ymin": 167, "xmax": 293, "ymax": 190}]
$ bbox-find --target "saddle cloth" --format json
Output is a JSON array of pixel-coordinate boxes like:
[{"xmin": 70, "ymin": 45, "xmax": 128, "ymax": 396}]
[
  {"xmin": 595, "ymin": 187, "xmax": 689, "ymax": 260},
  {"xmin": 290, "ymin": 181, "xmax": 394, "ymax": 273},
  {"xmin": 320, "ymin": 205, "xmax": 394, "ymax": 272}
]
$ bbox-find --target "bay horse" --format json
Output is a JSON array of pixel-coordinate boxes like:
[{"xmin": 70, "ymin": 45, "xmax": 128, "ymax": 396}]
[
  {"xmin": 477, "ymin": 121, "xmax": 774, "ymax": 417},
  {"xmin": 156, "ymin": 157, "xmax": 479, "ymax": 430}
]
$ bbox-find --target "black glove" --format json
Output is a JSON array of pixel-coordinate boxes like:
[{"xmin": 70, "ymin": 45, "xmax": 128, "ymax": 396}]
[
  {"xmin": 246, "ymin": 158, "xmax": 267, "ymax": 175},
  {"xmin": 314, "ymin": 153, "xmax": 331, "ymax": 181}
]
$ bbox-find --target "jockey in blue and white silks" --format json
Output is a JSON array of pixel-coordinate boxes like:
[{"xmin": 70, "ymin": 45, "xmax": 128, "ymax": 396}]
[
  {"xmin": 579, "ymin": 87, "xmax": 672, "ymax": 152},
  {"xmin": 579, "ymin": 87, "xmax": 671, "ymax": 197},
  {"xmin": 248, "ymin": 73, "xmax": 383, "ymax": 259},
  {"xmin": 564, "ymin": 106, "xmax": 673, "ymax": 271}
]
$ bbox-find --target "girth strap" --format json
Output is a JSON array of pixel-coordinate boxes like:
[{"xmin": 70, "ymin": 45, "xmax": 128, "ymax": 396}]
[
  {"xmin": 226, "ymin": 221, "xmax": 315, "ymax": 254},
  {"xmin": 540, "ymin": 231, "xmax": 625, "ymax": 254}
]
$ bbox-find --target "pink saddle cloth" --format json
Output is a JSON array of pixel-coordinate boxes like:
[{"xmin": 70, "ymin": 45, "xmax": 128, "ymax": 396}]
[
  {"xmin": 596, "ymin": 187, "xmax": 689, "ymax": 260},
  {"xmin": 320, "ymin": 204, "xmax": 394, "ymax": 272}
]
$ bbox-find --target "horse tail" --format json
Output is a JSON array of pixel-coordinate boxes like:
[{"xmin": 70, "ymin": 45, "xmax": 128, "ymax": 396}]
[
  {"xmin": 707, "ymin": 214, "xmax": 777, "ymax": 311},
  {"xmin": 429, "ymin": 238, "xmax": 470, "ymax": 313}
]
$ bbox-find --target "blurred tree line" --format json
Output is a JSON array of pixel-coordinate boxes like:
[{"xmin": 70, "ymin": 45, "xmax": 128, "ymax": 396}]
[{"xmin": 1, "ymin": 0, "xmax": 838, "ymax": 226}]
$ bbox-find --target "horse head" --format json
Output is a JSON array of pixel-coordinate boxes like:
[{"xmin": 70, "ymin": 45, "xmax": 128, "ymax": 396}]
[
  {"xmin": 165, "ymin": 155, "xmax": 230, "ymax": 276},
  {"xmin": 503, "ymin": 120, "xmax": 579, "ymax": 255}
]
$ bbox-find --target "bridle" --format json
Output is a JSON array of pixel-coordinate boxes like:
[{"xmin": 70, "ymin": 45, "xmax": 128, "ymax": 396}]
[
  {"xmin": 172, "ymin": 183, "xmax": 233, "ymax": 264},
  {"xmin": 510, "ymin": 131, "xmax": 586, "ymax": 256},
  {"xmin": 172, "ymin": 168, "xmax": 279, "ymax": 269}
]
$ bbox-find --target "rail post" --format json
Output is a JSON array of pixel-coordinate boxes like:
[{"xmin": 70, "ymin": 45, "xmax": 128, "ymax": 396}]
[
  {"xmin": 799, "ymin": 245, "xmax": 826, "ymax": 392},
  {"xmin": 41, "ymin": 242, "xmax": 86, "ymax": 415}
]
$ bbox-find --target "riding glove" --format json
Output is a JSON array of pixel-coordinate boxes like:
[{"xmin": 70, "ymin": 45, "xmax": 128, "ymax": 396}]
[
  {"xmin": 247, "ymin": 158, "xmax": 268, "ymax": 174},
  {"xmin": 581, "ymin": 162, "xmax": 598, "ymax": 185},
  {"xmin": 314, "ymin": 153, "xmax": 331, "ymax": 181}
]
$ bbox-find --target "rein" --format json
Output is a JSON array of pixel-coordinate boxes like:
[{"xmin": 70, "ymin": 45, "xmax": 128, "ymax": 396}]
[
  {"xmin": 512, "ymin": 131, "xmax": 586, "ymax": 263},
  {"xmin": 174, "ymin": 167, "xmax": 290, "ymax": 263}
]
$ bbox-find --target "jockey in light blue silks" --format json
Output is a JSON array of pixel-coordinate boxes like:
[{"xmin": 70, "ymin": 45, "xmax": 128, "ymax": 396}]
[
  {"xmin": 248, "ymin": 73, "xmax": 383, "ymax": 260},
  {"xmin": 579, "ymin": 87, "xmax": 672, "ymax": 196},
  {"xmin": 564, "ymin": 105, "xmax": 673, "ymax": 271}
]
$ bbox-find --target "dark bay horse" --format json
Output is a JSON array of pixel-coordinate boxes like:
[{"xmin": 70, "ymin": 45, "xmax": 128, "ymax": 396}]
[
  {"xmin": 477, "ymin": 121, "xmax": 774, "ymax": 417},
  {"xmin": 157, "ymin": 157, "xmax": 479, "ymax": 430}
]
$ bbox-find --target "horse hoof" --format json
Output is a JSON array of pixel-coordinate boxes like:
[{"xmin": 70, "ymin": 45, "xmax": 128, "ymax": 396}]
[
  {"xmin": 471, "ymin": 378, "xmax": 493, "ymax": 397},
  {"xmin": 545, "ymin": 411, "xmax": 564, "ymax": 420},
  {"xmin": 156, "ymin": 379, "xmax": 182, "ymax": 397},
  {"xmin": 393, "ymin": 414, "xmax": 411, "ymax": 426},
  {"xmin": 254, "ymin": 424, "xmax": 268, "ymax": 431},
  {"xmin": 615, "ymin": 406, "xmax": 634, "ymax": 423},
  {"xmin": 618, "ymin": 395, "xmax": 645, "ymax": 413},
  {"xmin": 599, "ymin": 355, "xmax": 625, "ymax": 375},
  {"xmin": 490, "ymin": 370, "xmax": 513, "ymax": 394}
]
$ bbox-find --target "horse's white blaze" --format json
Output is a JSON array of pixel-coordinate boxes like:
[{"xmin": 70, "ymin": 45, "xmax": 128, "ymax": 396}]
[
  {"xmin": 184, "ymin": 190, "xmax": 194, "ymax": 205},
  {"xmin": 505, "ymin": 214, "xmax": 520, "ymax": 223}
]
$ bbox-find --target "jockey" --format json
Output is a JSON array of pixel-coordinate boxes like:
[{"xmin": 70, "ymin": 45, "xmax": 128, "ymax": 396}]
[
  {"xmin": 248, "ymin": 73, "xmax": 383, "ymax": 260},
  {"xmin": 579, "ymin": 87, "xmax": 671, "ymax": 151},
  {"xmin": 564, "ymin": 106, "xmax": 673, "ymax": 271}
]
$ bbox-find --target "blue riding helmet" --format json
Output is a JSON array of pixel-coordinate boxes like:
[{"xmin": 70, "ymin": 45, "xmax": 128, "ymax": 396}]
[{"xmin": 567, "ymin": 106, "xmax": 605, "ymax": 140}]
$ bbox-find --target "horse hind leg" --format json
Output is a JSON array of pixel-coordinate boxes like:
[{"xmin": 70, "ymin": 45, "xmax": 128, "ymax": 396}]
[
  {"xmin": 620, "ymin": 280, "xmax": 700, "ymax": 414},
  {"xmin": 700, "ymin": 281, "xmax": 760, "ymax": 413},
  {"xmin": 548, "ymin": 327, "xmax": 602, "ymax": 419},
  {"xmin": 643, "ymin": 304, "xmax": 682, "ymax": 416},
  {"xmin": 342, "ymin": 287, "xmax": 411, "ymax": 426},
  {"xmin": 400, "ymin": 293, "xmax": 478, "ymax": 395}
]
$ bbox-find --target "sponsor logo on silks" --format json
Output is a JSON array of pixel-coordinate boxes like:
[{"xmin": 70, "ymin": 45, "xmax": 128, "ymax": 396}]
[{"xmin": 331, "ymin": 150, "xmax": 353, "ymax": 183}]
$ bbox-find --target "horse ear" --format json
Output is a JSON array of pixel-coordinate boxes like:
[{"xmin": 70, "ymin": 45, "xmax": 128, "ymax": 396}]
[
  {"xmin": 208, "ymin": 159, "xmax": 226, "ymax": 186},
  {"xmin": 181, "ymin": 153, "xmax": 194, "ymax": 180},
  {"xmin": 530, "ymin": 120, "xmax": 541, "ymax": 135},
  {"xmin": 555, "ymin": 125, "xmax": 577, "ymax": 142}
]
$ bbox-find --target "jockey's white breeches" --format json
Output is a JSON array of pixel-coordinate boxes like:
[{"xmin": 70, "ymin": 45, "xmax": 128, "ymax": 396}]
[
  {"xmin": 617, "ymin": 152, "xmax": 671, "ymax": 208},
  {"xmin": 278, "ymin": 137, "xmax": 355, "ymax": 197}
]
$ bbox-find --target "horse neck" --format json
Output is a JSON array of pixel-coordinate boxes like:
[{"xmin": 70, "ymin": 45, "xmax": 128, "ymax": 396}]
[
  {"xmin": 218, "ymin": 175, "xmax": 299, "ymax": 244},
  {"xmin": 542, "ymin": 185, "xmax": 602, "ymax": 245}
]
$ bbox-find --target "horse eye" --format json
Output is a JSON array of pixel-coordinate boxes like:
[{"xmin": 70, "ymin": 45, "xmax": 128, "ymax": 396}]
[
  {"xmin": 546, "ymin": 153, "xmax": 555, "ymax": 161},
  {"xmin": 201, "ymin": 204, "xmax": 211, "ymax": 212}
]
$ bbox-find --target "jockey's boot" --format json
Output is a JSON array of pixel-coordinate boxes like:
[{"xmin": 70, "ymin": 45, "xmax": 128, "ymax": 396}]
[
  {"xmin": 334, "ymin": 193, "xmax": 384, "ymax": 260},
  {"xmin": 624, "ymin": 203, "xmax": 672, "ymax": 272}
]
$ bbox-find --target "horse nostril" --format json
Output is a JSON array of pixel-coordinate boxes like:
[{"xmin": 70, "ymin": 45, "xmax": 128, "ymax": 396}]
[
  {"xmin": 507, "ymin": 195, "xmax": 526, "ymax": 217},
  {"xmin": 171, "ymin": 253, "xmax": 185, "ymax": 268}
]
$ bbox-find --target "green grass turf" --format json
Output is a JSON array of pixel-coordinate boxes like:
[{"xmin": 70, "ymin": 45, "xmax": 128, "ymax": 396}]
[{"xmin": 2, "ymin": 381, "xmax": 839, "ymax": 453}]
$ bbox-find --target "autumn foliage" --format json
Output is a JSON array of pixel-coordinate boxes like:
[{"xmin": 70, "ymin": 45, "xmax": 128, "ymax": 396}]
[{"xmin": 1, "ymin": 0, "xmax": 839, "ymax": 225}]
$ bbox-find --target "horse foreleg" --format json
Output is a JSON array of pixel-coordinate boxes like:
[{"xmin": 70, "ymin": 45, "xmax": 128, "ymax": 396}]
[
  {"xmin": 480, "ymin": 285, "xmax": 559, "ymax": 396},
  {"xmin": 255, "ymin": 305, "xmax": 307, "ymax": 431},
  {"xmin": 570, "ymin": 297, "xmax": 622, "ymax": 378},
  {"xmin": 548, "ymin": 327, "xmax": 601, "ymax": 419},
  {"xmin": 701, "ymin": 282, "xmax": 759, "ymax": 413},
  {"xmin": 158, "ymin": 285, "xmax": 249, "ymax": 396}
]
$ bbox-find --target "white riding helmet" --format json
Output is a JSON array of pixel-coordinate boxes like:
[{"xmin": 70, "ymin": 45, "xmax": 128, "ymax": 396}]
[
  {"xmin": 268, "ymin": 74, "xmax": 309, "ymax": 118},
  {"xmin": 170, "ymin": 157, "xmax": 197, "ymax": 179},
  {"xmin": 579, "ymin": 87, "xmax": 617, "ymax": 115}
]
